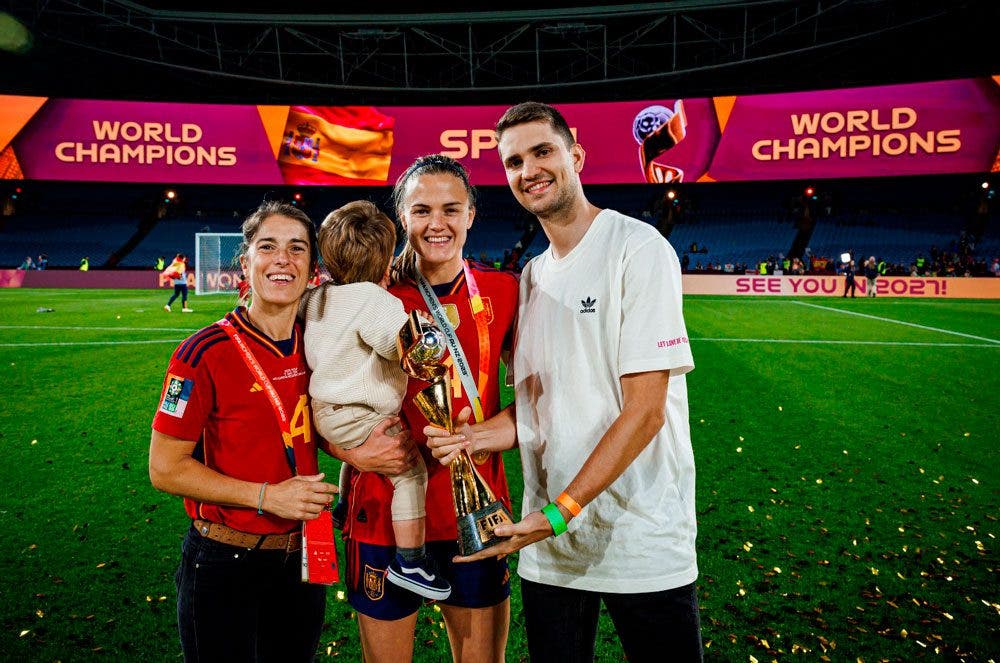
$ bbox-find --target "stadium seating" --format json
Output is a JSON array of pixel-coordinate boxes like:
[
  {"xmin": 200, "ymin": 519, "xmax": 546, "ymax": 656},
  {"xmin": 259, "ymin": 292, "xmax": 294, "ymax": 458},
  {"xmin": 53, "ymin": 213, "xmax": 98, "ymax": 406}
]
[
  {"xmin": 669, "ymin": 218, "xmax": 797, "ymax": 268},
  {"xmin": 807, "ymin": 212, "xmax": 968, "ymax": 267},
  {"xmin": 0, "ymin": 214, "xmax": 137, "ymax": 268},
  {"xmin": 4, "ymin": 177, "xmax": 994, "ymax": 272}
]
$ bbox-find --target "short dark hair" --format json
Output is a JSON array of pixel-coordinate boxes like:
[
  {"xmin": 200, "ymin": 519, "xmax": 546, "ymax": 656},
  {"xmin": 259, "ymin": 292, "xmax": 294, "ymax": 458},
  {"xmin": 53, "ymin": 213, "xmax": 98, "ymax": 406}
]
[
  {"xmin": 495, "ymin": 101, "xmax": 575, "ymax": 150},
  {"xmin": 239, "ymin": 200, "xmax": 318, "ymax": 270},
  {"xmin": 319, "ymin": 200, "xmax": 396, "ymax": 285}
]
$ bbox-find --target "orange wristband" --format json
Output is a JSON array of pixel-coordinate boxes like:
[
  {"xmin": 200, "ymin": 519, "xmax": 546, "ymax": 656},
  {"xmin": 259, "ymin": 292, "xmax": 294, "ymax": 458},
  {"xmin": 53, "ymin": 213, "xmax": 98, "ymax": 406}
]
[{"xmin": 556, "ymin": 492, "xmax": 582, "ymax": 517}]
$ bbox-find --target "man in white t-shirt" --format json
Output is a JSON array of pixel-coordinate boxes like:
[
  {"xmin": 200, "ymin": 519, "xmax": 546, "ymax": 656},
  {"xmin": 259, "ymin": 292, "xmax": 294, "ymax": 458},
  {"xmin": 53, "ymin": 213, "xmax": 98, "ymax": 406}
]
[{"xmin": 425, "ymin": 102, "xmax": 701, "ymax": 662}]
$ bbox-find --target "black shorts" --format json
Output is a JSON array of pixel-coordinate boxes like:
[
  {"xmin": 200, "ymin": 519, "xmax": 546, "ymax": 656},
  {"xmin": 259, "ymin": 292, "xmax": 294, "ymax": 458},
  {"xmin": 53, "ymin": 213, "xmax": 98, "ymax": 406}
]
[{"xmin": 345, "ymin": 539, "xmax": 510, "ymax": 620}]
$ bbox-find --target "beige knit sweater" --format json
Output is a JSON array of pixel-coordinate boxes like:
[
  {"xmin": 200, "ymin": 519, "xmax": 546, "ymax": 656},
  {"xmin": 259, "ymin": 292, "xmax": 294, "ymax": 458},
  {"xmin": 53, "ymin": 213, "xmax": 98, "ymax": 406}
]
[{"xmin": 301, "ymin": 281, "xmax": 409, "ymax": 414}]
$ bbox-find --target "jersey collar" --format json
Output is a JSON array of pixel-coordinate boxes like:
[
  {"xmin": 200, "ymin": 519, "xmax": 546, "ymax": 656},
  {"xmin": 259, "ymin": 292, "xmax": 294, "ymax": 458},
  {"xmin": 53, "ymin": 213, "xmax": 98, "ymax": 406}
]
[{"xmin": 227, "ymin": 307, "xmax": 300, "ymax": 358}]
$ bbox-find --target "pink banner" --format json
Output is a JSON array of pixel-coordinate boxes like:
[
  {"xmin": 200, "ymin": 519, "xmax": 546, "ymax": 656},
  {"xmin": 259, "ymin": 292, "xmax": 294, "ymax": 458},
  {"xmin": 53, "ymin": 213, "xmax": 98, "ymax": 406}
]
[
  {"xmin": 705, "ymin": 78, "xmax": 1000, "ymax": 182},
  {"xmin": 2, "ymin": 76, "xmax": 998, "ymax": 185},
  {"xmin": 5, "ymin": 270, "xmax": 999, "ymax": 299},
  {"xmin": 10, "ymin": 100, "xmax": 282, "ymax": 184},
  {"xmin": 682, "ymin": 274, "xmax": 1000, "ymax": 299},
  {"xmin": 0, "ymin": 269, "xmax": 162, "ymax": 288}
]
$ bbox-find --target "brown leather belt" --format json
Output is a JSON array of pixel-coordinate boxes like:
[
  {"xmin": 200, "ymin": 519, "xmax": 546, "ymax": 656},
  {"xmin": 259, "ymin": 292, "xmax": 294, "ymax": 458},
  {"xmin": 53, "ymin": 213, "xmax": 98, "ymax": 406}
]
[{"xmin": 193, "ymin": 519, "xmax": 302, "ymax": 552}]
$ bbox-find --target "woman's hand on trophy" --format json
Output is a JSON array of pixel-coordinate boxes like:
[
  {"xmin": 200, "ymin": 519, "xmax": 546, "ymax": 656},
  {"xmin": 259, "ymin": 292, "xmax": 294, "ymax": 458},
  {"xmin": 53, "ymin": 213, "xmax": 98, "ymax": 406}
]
[
  {"xmin": 452, "ymin": 511, "xmax": 554, "ymax": 563},
  {"xmin": 424, "ymin": 405, "xmax": 474, "ymax": 465}
]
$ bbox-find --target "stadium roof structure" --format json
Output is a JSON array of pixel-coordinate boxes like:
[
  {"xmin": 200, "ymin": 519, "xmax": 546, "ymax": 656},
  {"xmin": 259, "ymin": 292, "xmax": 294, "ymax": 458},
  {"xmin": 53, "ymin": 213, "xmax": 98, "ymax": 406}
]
[{"xmin": 1, "ymin": 0, "xmax": 998, "ymax": 103}]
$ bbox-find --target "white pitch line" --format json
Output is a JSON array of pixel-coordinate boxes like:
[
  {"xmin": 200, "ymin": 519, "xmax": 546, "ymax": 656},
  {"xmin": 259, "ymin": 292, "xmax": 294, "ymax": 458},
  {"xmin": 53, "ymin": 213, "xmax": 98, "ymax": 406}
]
[
  {"xmin": 0, "ymin": 338, "xmax": 184, "ymax": 348},
  {"xmin": 0, "ymin": 325, "xmax": 198, "ymax": 333},
  {"xmin": 6, "ymin": 337, "xmax": 993, "ymax": 349},
  {"xmin": 693, "ymin": 338, "xmax": 998, "ymax": 348},
  {"xmin": 790, "ymin": 300, "xmax": 1000, "ymax": 344}
]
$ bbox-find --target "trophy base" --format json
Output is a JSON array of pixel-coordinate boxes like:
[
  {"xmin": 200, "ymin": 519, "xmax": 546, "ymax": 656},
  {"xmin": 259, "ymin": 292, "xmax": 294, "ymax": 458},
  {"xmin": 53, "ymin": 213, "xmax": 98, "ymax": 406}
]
[{"xmin": 457, "ymin": 502, "xmax": 513, "ymax": 557}]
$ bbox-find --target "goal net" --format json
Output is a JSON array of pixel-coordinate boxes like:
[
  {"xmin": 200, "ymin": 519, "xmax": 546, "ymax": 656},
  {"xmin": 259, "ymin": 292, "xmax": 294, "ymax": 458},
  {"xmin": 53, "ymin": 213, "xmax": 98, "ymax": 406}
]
[{"xmin": 195, "ymin": 233, "xmax": 243, "ymax": 295}]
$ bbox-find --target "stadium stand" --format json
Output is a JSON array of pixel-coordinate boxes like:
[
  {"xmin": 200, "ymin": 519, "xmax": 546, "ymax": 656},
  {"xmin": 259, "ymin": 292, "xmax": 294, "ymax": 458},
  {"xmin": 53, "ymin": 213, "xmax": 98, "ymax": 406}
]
[
  {"xmin": 806, "ymin": 212, "xmax": 961, "ymax": 269},
  {"xmin": 670, "ymin": 219, "xmax": 798, "ymax": 270},
  {"xmin": 0, "ymin": 214, "xmax": 137, "ymax": 267}
]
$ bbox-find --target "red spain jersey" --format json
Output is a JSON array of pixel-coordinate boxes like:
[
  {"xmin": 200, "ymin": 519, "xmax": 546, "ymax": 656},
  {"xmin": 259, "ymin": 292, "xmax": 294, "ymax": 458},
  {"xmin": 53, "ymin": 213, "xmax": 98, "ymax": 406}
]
[
  {"xmin": 152, "ymin": 308, "xmax": 319, "ymax": 535},
  {"xmin": 346, "ymin": 263, "xmax": 519, "ymax": 545}
]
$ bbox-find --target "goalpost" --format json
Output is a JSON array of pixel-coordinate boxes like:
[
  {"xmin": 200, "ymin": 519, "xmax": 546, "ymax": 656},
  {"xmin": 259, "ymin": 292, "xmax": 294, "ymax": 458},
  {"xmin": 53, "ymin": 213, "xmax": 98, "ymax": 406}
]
[{"xmin": 194, "ymin": 232, "xmax": 243, "ymax": 295}]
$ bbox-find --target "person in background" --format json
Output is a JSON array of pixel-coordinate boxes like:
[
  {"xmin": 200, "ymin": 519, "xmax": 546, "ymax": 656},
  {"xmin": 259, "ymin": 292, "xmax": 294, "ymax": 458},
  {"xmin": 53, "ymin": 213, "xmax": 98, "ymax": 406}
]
[
  {"xmin": 843, "ymin": 259, "xmax": 857, "ymax": 298},
  {"xmin": 155, "ymin": 256, "xmax": 166, "ymax": 271},
  {"xmin": 79, "ymin": 256, "xmax": 89, "ymax": 271},
  {"xmin": 864, "ymin": 256, "xmax": 878, "ymax": 297},
  {"xmin": 163, "ymin": 253, "xmax": 193, "ymax": 313},
  {"xmin": 36, "ymin": 254, "xmax": 47, "ymax": 270},
  {"xmin": 18, "ymin": 255, "xmax": 34, "ymax": 270}
]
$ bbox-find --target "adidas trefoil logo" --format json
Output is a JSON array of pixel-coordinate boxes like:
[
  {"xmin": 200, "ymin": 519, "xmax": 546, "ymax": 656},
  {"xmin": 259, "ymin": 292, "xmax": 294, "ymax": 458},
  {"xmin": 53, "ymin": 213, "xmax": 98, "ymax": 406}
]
[{"xmin": 579, "ymin": 296, "xmax": 597, "ymax": 313}]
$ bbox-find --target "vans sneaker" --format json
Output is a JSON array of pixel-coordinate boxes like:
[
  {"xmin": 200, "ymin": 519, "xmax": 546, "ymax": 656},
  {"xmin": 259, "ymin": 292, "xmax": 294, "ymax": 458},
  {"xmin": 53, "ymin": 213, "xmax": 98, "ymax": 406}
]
[{"xmin": 387, "ymin": 553, "xmax": 451, "ymax": 600}]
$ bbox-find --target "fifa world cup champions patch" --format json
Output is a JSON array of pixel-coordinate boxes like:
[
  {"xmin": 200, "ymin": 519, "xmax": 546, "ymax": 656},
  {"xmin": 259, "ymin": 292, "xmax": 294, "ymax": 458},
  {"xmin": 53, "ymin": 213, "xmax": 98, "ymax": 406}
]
[{"xmin": 159, "ymin": 374, "xmax": 194, "ymax": 418}]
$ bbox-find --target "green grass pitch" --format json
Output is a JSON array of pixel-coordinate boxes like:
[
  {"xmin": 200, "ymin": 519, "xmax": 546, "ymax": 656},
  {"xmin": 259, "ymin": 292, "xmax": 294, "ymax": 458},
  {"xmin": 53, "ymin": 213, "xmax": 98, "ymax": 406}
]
[{"xmin": 0, "ymin": 289, "xmax": 997, "ymax": 661}]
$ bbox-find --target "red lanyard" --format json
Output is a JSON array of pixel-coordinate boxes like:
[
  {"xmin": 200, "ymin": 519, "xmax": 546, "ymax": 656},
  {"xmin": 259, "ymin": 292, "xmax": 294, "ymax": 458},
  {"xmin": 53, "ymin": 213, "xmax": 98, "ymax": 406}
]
[
  {"xmin": 217, "ymin": 317, "xmax": 297, "ymax": 473},
  {"xmin": 463, "ymin": 261, "xmax": 492, "ymax": 414}
]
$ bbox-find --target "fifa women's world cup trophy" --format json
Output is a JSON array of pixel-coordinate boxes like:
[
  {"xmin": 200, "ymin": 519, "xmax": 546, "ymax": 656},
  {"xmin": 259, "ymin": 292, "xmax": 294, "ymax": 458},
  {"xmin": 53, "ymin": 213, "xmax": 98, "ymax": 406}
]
[{"xmin": 396, "ymin": 311, "xmax": 512, "ymax": 556}]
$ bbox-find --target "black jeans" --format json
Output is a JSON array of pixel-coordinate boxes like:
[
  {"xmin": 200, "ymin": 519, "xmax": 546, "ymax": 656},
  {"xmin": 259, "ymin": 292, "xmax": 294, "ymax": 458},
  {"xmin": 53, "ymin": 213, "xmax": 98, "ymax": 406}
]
[
  {"xmin": 521, "ymin": 578, "xmax": 703, "ymax": 663},
  {"xmin": 168, "ymin": 284, "xmax": 188, "ymax": 305},
  {"xmin": 175, "ymin": 527, "xmax": 326, "ymax": 662}
]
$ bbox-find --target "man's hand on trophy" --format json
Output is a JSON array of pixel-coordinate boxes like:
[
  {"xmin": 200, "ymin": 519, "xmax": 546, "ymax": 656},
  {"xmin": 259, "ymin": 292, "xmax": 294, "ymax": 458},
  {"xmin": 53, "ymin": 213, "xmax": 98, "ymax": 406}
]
[
  {"xmin": 451, "ymin": 510, "xmax": 553, "ymax": 563},
  {"xmin": 424, "ymin": 405, "xmax": 474, "ymax": 465}
]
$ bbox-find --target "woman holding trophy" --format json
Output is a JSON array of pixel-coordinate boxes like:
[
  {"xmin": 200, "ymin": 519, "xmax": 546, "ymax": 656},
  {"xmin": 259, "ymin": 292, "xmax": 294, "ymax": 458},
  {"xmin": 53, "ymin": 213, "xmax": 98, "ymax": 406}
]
[{"xmin": 343, "ymin": 154, "xmax": 519, "ymax": 662}]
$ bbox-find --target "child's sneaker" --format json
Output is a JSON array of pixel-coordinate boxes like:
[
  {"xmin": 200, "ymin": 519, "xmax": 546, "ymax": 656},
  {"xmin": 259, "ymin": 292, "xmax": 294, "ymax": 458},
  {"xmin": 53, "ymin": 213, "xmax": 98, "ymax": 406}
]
[
  {"xmin": 182, "ymin": 307, "xmax": 194, "ymax": 313},
  {"xmin": 163, "ymin": 304, "xmax": 171, "ymax": 312},
  {"xmin": 387, "ymin": 553, "xmax": 451, "ymax": 600}
]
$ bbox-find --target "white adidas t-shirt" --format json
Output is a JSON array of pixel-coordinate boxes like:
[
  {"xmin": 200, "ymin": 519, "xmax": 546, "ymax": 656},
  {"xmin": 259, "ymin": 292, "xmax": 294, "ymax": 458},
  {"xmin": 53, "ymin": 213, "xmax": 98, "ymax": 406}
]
[{"xmin": 513, "ymin": 208, "xmax": 697, "ymax": 593}]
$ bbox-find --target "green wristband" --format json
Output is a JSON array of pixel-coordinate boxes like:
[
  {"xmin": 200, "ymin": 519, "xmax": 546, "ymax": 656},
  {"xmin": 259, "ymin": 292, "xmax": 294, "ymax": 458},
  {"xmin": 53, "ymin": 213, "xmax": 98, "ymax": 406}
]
[{"xmin": 541, "ymin": 502, "xmax": 568, "ymax": 537}]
